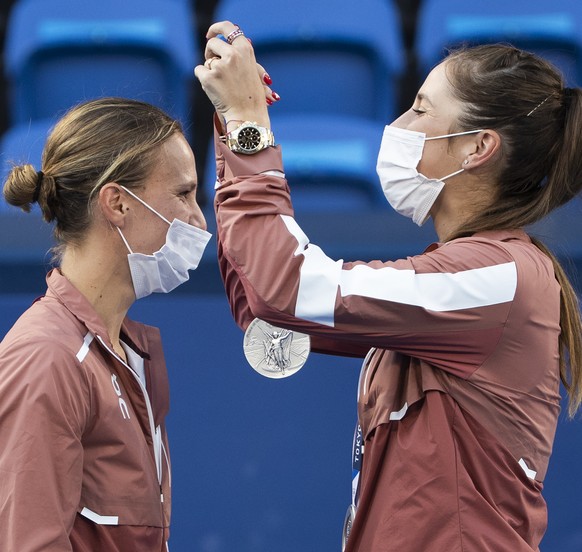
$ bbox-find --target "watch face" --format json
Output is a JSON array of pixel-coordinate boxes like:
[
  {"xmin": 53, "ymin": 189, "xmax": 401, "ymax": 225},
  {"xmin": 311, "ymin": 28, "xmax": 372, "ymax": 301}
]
[{"xmin": 238, "ymin": 126, "xmax": 262, "ymax": 152}]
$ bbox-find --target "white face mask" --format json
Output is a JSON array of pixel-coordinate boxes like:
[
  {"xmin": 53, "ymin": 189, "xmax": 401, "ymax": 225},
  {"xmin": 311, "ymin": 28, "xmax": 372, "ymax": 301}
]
[
  {"xmin": 376, "ymin": 125, "xmax": 482, "ymax": 226},
  {"xmin": 117, "ymin": 186, "xmax": 212, "ymax": 299}
]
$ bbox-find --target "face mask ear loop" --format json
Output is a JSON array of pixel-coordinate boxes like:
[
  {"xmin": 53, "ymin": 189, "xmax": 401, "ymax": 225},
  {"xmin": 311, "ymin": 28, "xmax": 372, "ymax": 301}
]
[
  {"xmin": 119, "ymin": 185, "xmax": 172, "ymax": 226},
  {"xmin": 439, "ymin": 167, "xmax": 465, "ymax": 181},
  {"xmin": 116, "ymin": 227, "xmax": 134, "ymax": 254},
  {"xmin": 425, "ymin": 129, "xmax": 484, "ymax": 141}
]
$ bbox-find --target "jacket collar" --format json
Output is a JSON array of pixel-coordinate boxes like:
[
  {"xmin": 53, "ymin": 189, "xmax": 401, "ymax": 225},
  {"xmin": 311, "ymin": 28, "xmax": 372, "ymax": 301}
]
[
  {"xmin": 45, "ymin": 268, "xmax": 168, "ymax": 424},
  {"xmin": 45, "ymin": 268, "xmax": 156, "ymax": 355},
  {"xmin": 472, "ymin": 228, "xmax": 531, "ymax": 243},
  {"xmin": 424, "ymin": 228, "xmax": 532, "ymax": 253},
  {"xmin": 45, "ymin": 268, "xmax": 111, "ymax": 339}
]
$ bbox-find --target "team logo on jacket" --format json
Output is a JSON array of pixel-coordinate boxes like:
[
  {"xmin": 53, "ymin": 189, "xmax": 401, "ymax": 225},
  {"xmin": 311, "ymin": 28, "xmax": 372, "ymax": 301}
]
[{"xmin": 111, "ymin": 374, "xmax": 131, "ymax": 420}]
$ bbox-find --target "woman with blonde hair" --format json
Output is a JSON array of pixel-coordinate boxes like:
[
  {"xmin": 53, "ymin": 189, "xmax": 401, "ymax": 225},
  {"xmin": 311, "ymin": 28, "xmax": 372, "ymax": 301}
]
[{"xmin": 0, "ymin": 97, "xmax": 210, "ymax": 551}]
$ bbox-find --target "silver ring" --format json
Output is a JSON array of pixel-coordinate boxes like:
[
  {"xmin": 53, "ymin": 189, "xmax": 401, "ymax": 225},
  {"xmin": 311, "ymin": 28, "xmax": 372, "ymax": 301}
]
[{"xmin": 226, "ymin": 28, "xmax": 245, "ymax": 45}]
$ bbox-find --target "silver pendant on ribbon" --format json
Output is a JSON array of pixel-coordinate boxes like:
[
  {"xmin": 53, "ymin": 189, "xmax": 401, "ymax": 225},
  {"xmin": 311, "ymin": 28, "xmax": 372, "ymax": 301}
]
[
  {"xmin": 342, "ymin": 504, "xmax": 356, "ymax": 551},
  {"xmin": 243, "ymin": 318, "xmax": 310, "ymax": 378}
]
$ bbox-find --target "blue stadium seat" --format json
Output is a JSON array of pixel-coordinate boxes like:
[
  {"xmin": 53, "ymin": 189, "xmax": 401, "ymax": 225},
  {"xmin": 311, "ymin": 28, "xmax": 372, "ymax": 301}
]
[
  {"xmin": 213, "ymin": 0, "xmax": 405, "ymax": 122},
  {"xmin": 207, "ymin": 0, "xmax": 406, "ymax": 247},
  {"xmin": 4, "ymin": 0, "xmax": 198, "ymax": 132},
  {"xmin": 416, "ymin": 1, "xmax": 582, "ymax": 85},
  {"xmin": 204, "ymin": 115, "xmax": 387, "ymax": 215},
  {"xmin": 271, "ymin": 114, "xmax": 386, "ymax": 213}
]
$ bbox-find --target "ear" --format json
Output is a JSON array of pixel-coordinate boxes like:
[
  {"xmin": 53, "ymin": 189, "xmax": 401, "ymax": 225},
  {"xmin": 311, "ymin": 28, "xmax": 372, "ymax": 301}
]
[
  {"xmin": 463, "ymin": 130, "xmax": 501, "ymax": 169},
  {"xmin": 98, "ymin": 183, "xmax": 129, "ymax": 227}
]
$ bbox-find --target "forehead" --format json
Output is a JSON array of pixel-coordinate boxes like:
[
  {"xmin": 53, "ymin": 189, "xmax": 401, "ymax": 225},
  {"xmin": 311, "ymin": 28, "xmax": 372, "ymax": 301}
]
[
  {"xmin": 147, "ymin": 133, "xmax": 196, "ymax": 182},
  {"xmin": 156, "ymin": 133, "xmax": 194, "ymax": 168},
  {"xmin": 418, "ymin": 61, "xmax": 463, "ymax": 119},
  {"xmin": 419, "ymin": 62, "xmax": 449, "ymax": 97}
]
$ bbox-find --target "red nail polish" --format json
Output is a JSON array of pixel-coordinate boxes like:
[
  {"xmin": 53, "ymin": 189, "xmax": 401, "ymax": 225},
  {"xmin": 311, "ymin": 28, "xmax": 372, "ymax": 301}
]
[
  {"xmin": 266, "ymin": 98, "xmax": 273, "ymax": 105},
  {"xmin": 272, "ymin": 92, "xmax": 281, "ymax": 101},
  {"xmin": 263, "ymin": 73, "xmax": 273, "ymax": 85}
]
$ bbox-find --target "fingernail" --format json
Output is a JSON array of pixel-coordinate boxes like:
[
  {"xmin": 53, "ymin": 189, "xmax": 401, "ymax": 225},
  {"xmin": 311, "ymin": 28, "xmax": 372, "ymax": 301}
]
[
  {"xmin": 247, "ymin": 37, "xmax": 253, "ymax": 45},
  {"xmin": 272, "ymin": 92, "xmax": 281, "ymax": 101},
  {"xmin": 263, "ymin": 73, "xmax": 272, "ymax": 85},
  {"xmin": 266, "ymin": 98, "xmax": 273, "ymax": 106}
]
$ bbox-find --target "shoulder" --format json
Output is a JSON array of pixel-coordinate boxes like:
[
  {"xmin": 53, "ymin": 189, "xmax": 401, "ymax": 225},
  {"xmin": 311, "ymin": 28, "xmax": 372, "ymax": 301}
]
[
  {"xmin": 419, "ymin": 232, "xmax": 559, "ymax": 303},
  {"xmin": 4, "ymin": 292, "xmax": 85, "ymax": 337},
  {"xmin": 450, "ymin": 232, "xmax": 555, "ymax": 280},
  {"xmin": 0, "ymin": 297, "xmax": 91, "ymax": 385},
  {"xmin": 420, "ymin": 230, "xmax": 551, "ymax": 270},
  {"xmin": 411, "ymin": 234, "xmax": 518, "ymax": 275}
]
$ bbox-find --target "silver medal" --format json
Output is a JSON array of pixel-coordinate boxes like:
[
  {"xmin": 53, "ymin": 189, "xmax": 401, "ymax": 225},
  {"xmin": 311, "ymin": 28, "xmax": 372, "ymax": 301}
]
[
  {"xmin": 243, "ymin": 318, "xmax": 310, "ymax": 378},
  {"xmin": 342, "ymin": 504, "xmax": 356, "ymax": 551}
]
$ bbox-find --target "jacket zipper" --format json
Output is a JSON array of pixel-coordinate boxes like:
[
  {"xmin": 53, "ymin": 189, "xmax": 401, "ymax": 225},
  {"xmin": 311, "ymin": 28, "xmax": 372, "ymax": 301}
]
[{"xmin": 95, "ymin": 335, "xmax": 166, "ymax": 498}]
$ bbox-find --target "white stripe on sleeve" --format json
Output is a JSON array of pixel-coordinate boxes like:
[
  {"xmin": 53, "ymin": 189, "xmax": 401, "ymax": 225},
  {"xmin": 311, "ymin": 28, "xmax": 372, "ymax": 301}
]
[
  {"xmin": 279, "ymin": 215, "xmax": 517, "ymax": 327},
  {"xmin": 339, "ymin": 262, "xmax": 518, "ymax": 311},
  {"xmin": 280, "ymin": 215, "xmax": 342, "ymax": 327}
]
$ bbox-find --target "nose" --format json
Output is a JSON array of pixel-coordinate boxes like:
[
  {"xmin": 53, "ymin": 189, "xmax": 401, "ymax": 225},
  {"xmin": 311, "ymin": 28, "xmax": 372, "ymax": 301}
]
[
  {"xmin": 390, "ymin": 109, "xmax": 416, "ymax": 129},
  {"xmin": 190, "ymin": 201, "xmax": 207, "ymax": 231}
]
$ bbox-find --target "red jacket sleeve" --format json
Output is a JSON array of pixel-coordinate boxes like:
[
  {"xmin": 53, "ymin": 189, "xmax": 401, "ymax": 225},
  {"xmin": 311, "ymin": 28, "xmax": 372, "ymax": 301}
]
[
  {"xmin": 0, "ymin": 338, "xmax": 90, "ymax": 551},
  {"xmin": 212, "ymin": 117, "xmax": 519, "ymax": 374}
]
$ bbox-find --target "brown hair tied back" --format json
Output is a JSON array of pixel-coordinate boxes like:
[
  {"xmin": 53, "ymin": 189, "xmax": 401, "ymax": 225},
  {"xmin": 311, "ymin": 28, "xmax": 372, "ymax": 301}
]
[
  {"xmin": 444, "ymin": 44, "xmax": 582, "ymax": 416},
  {"xmin": 32, "ymin": 170, "xmax": 44, "ymax": 204},
  {"xmin": 3, "ymin": 163, "xmax": 43, "ymax": 214},
  {"xmin": 563, "ymin": 87, "xmax": 575, "ymax": 109},
  {"xmin": 3, "ymin": 97, "xmax": 181, "ymax": 258}
]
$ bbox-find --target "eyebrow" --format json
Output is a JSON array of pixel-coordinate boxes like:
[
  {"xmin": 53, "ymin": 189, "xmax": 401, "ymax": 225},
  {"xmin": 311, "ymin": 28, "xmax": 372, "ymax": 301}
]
[
  {"xmin": 416, "ymin": 93, "xmax": 434, "ymax": 106},
  {"xmin": 178, "ymin": 180, "xmax": 197, "ymax": 190},
  {"xmin": 171, "ymin": 181, "xmax": 197, "ymax": 196}
]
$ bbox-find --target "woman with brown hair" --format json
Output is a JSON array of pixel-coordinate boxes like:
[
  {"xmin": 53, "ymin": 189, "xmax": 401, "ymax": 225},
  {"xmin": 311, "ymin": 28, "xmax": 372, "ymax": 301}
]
[
  {"xmin": 0, "ymin": 97, "xmax": 210, "ymax": 550},
  {"xmin": 196, "ymin": 21, "xmax": 582, "ymax": 551}
]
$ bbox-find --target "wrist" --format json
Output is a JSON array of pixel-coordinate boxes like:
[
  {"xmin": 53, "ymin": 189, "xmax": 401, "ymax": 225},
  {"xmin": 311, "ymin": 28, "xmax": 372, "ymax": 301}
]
[
  {"xmin": 223, "ymin": 110, "xmax": 270, "ymax": 131},
  {"xmin": 225, "ymin": 119, "xmax": 245, "ymax": 132}
]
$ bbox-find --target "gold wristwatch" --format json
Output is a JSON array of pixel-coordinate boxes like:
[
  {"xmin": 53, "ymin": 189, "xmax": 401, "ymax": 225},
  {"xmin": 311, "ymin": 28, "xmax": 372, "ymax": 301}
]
[{"xmin": 225, "ymin": 121, "xmax": 275, "ymax": 155}]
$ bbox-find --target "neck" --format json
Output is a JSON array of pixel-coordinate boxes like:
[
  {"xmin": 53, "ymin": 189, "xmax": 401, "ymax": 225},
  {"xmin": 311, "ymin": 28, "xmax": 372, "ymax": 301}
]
[
  {"xmin": 60, "ymin": 233, "xmax": 134, "ymax": 355},
  {"xmin": 431, "ymin": 174, "xmax": 492, "ymax": 242}
]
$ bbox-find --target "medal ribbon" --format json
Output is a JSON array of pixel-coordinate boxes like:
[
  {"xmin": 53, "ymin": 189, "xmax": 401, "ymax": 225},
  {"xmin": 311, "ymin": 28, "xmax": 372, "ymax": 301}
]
[
  {"xmin": 351, "ymin": 349, "xmax": 374, "ymax": 510},
  {"xmin": 351, "ymin": 423, "xmax": 363, "ymax": 508},
  {"xmin": 343, "ymin": 350, "xmax": 375, "ymax": 550}
]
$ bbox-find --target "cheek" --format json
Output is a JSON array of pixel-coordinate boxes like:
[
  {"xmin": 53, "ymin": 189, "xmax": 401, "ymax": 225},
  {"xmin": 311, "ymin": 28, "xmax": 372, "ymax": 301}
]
[
  {"xmin": 129, "ymin": 219, "xmax": 168, "ymax": 255},
  {"xmin": 417, "ymin": 143, "xmax": 448, "ymax": 177}
]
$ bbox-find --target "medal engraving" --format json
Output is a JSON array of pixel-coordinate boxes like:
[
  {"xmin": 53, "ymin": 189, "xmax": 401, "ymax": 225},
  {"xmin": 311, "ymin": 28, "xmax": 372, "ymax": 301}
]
[
  {"xmin": 243, "ymin": 318, "xmax": 310, "ymax": 378},
  {"xmin": 342, "ymin": 504, "xmax": 356, "ymax": 551}
]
